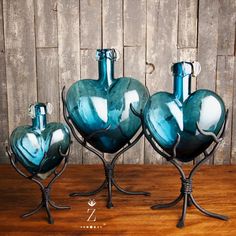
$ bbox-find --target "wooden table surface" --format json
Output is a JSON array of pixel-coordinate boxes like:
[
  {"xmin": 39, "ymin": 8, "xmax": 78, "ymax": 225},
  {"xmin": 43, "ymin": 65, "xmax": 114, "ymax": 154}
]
[{"xmin": 0, "ymin": 164, "xmax": 235, "ymax": 236}]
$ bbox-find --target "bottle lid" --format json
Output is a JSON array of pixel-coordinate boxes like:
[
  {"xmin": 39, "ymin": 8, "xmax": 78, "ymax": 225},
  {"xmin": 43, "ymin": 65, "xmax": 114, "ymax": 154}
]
[
  {"xmin": 28, "ymin": 103, "xmax": 53, "ymax": 119},
  {"xmin": 96, "ymin": 48, "xmax": 118, "ymax": 61},
  {"xmin": 171, "ymin": 61, "xmax": 201, "ymax": 77}
]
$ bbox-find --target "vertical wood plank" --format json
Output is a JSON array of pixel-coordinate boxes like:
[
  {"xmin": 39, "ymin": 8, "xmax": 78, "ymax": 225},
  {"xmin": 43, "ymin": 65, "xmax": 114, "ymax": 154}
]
[
  {"xmin": 231, "ymin": 57, "xmax": 236, "ymax": 164},
  {"xmin": 80, "ymin": 0, "xmax": 102, "ymax": 164},
  {"xmin": 146, "ymin": 0, "xmax": 178, "ymax": 164},
  {"xmin": 35, "ymin": 1, "xmax": 59, "ymax": 128},
  {"xmin": 34, "ymin": 0, "xmax": 57, "ymax": 48},
  {"xmin": 146, "ymin": 0, "xmax": 178, "ymax": 94},
  {"xmin": 1, "ymin": 0, "xmax": 236, "ymax": 166},
  {"xmin": 57, "ymin": 0, "xmax": 82, "ymax": 164},
  {"xmin": 123, "ymin": 0, "xmax": 146, "ymax": 164},
  {"xmin": 37, "ymin": 48, "xmax": 59, "ymax": 122},
  {"xmin": 103, "ymin": 0, "xmax": 123, "ymax": 78},
  {"xmin": 80, "ymin": 50, "xmax": 98, "ymax": 78},
  {"xmin": 3, "ymin": 0, "xmax": 37, "ymax": 132},
  {"xmin": 178, "ymin": 0, "xmax": 198, "ymax": 48},
  {"xmin": 217, "ymin": 0, "xmax": 236, "ymax": 56},
  {"xmin": 197, "ymin": 0, "xmax": 218, "ymax": 91},
  {"xmin": 214, "ymin": 56, "xmax": 234, "ymax": 165},
  {"xmin": 124, "ymin": 0, "xmax": 146, "ymax": 47},
  {"xmin": 80, "ymin": 0, "xmax": 101, "ymax": 49},
  {"xmin": 0, "ymin": 0, "xmax": 8, "ymax": 163},
  {"xmin": 103, "ymin": 0, "xmax": 123, "ymax": 163}
]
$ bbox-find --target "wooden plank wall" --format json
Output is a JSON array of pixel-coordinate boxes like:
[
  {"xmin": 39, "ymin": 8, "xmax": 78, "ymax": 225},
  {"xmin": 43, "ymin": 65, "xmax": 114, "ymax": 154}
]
[{"xmin": 0, "ymin": 0, "xmax": 235, "ymax": 165}]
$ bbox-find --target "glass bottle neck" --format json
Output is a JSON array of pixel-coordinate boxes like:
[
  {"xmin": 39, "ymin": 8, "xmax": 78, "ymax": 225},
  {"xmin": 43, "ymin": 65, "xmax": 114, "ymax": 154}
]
[
  {"xmin": 173, "ymin": 74, "xmax": 191, "ymax": 103},
  {"xmin": 98, "ymin": 58, "xmax": 115, "ymax": 88},
  {"xmin": 32, "ymin": 115, "xmax": 47, "ymax": 131}
]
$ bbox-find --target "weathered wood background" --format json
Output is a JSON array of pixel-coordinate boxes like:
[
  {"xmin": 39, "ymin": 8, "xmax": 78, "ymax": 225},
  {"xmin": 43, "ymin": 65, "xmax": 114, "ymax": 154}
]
[{"xmin": 0, "ymin": 0, "xmax": 235, "ymax": 165}]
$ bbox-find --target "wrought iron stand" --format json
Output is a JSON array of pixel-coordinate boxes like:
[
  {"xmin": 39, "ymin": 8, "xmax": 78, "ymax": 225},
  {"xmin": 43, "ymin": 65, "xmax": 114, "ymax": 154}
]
[
  {"xmin": 6, "ymin": 146, "xmax": 71, "ymax": 224},
  {"xmin": 132, "ymin": 105, "xmax": 229, "ymax": 228},
  {"xmin": 62, "ymin": 87, "xmax": 150, "ymax": 208}
]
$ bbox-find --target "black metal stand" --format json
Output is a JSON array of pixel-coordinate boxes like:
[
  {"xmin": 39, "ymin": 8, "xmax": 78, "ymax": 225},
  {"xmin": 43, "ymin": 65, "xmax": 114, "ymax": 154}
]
[
  {"xmin": 132, "ymin": 105, "xmax": 229, "ymax": 228},
  {"xmin": 62, "ymin": 87, "xmax": 150, "ymax": 208},
  {"xmin": 6, "ymin": 146, "xmax": 71, "ymax": 224}
]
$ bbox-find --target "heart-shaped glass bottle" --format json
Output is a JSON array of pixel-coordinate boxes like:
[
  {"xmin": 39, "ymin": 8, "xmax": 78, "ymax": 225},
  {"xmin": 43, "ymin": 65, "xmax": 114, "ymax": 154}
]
[
  {"xmin": 143, "ymin": 62, "xmax": 226, "ymax": 162},
  {"xmin": 10, "ymin": 103, "xmax": 71, "ymax": 179},
  {"xmin": 66, "ymin": 49, "xmax": 149, "ymax": 153}
]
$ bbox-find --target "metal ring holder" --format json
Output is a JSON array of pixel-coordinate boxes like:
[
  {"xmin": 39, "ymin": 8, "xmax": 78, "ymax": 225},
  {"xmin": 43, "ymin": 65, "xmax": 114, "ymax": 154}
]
[
  {"xmin": 6, "ymin": 146, "xmax": 71, "ymax": 224},
  {"xmin": 131, "ymin": 105, "xmax": 229, "ymax": 228},
  {"xmin": 62, "ymin": 87, "xmax": 150, "ymax": 209}
]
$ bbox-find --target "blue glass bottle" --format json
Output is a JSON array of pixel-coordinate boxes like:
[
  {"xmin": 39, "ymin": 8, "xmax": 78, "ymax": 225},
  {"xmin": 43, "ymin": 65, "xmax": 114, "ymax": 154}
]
[
  {"xmin": 10, "ymin": 103, "xmax": 71, "ymax": 179},
  {"xmin": 143, "ymin": 62, "xmax": 226, "ymax": 162},
  {"xmin": 66, "ymin": 49, "xmax": 149, "ymax": 153}
]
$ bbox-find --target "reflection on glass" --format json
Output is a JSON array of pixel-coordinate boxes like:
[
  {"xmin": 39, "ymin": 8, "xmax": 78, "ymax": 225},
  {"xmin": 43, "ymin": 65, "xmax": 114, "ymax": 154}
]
[
  {"xmin": 10, "ymin": 103, "xmax": 71, "ymax": 178},
  {"xmin": 144, "ymin": 62, "xmax": 226, "ymax": 162},
  {"xmin": 66, "ymin": 49, "xmax": 149, "ymax": 153}
]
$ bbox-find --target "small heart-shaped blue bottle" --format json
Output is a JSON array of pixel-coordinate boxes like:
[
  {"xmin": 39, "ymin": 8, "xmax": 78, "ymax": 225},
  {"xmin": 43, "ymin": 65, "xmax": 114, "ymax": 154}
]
[
  {"xmin": 66, "ymin": 49, "xmax": 149, "ymax": 153},
  {"xmin": 10, "ymin": 103, "xmax": 71, "ymax": 179},
  {"xmin": 143, "ymin": 62, "xmax": 226, "ymax": 162}
]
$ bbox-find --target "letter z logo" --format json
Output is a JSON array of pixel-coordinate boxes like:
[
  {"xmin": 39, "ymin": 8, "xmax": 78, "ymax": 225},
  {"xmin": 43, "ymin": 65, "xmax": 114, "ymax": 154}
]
[{"xmin": 87, "ymin": 209, "xmax": 96, "ymax": 222}]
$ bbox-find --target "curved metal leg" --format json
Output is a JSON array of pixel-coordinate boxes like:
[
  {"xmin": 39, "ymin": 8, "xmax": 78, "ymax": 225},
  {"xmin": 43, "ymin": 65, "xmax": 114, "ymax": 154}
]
[
  {"xmin": 45, "ymin": 201, "xmax": 54, "ymax": 224},
  {"xmin": 21, "ymin": 201, "xmax": 43, "ymax": 218},
  {"xmin": 187, "ymin": 195, "xmax": 193, "ymax": 207},
  {"xmin": 112, "ymin": 178, "xmax": 150, "ymax": 196},
  {"xmin": 63, "ymin": 94, "xmax": 150, "ymax": 207},
  {"xmin": 151, "ymin": 193, "xmax": 183, "ymax": 210},
  {"xmin": 190, "ymin": 194, "xmax": 229, "ymax": 221},
  {"xmin": 132, "ymin": 110, "xmax": 229, "ymax": 228},
  {"xmin": 177, "ymin": 193, "xmax": 188, "ymax": 228},
  {"xmin": 70, "ymin": 179, "xmax": 107, "ymax": 197},
  {"xmin": 7, "ymin": 148, "xmax": 70, "ymax": 224},
  {"xmin": 107, "ymin": 175, "xmax": 113, "ymax": 209},
  {"xmin": 49, "ymin": 200, "xmax": 71, "ymax": 210}
]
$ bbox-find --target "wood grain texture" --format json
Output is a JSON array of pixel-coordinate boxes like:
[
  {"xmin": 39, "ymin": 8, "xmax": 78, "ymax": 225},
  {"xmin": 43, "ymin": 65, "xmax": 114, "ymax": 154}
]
[
  {"xmin": 57, "ymin": 0, "xmax": 82, "ymax": 164},
  {"xmin": 0, "ymin": 164, "xmax": 235, "ymax": 235},
  {"xmin": 197, "ymin": 0, "xmax": 218, "ymax": 91},
  {"xmin": 0, "ymin": 0, "xmax": 8, "ymax": 163},
  {"xmin": 3, "ymin": 0, "xmax": 37, "ymax": 133},
  {"xmin": 102, "ymin": 0, "xmax": 123, "ymax": 78},
  {"xmin": 124, "ymin": 0, "xmax": 146, "ymax": 47},
  {"xmin": 214, "ymin": 56, "xmax": 234, "ymax": 165},
  {"xmin": 0, "ymin": 0, "xmax": 236, "ymax": 165},
  {"xmin": 123, "ymin": 0, "xmax": 146, "ymax": 164},
  {"xmin": 36, "ymin": 48, "xmax": 59, "ymax": 122},
  {"xmin": 57, "ymin": 0, "xmax": 80, "ymax": 117},
  {"xmin": 145, "ymin": 0, "xmax": 178, "ymax": 164},
  {"xmin": 80, "ymin": 0, "xmax": 101, "ymax": 49},
  {"xmin": 34, "ymin": 0, "xmax": 57, "ymax": 48},
  {"xmin": 232, "ymin": 57, "xmax": 236, "ymax": 164},
  {"xmin": 217, "ymin": 0, "xmax": 236, "ymax": 56},
  {"xmin": 178, "ymin": 0, "xmax": 198, "ymax": 48}
]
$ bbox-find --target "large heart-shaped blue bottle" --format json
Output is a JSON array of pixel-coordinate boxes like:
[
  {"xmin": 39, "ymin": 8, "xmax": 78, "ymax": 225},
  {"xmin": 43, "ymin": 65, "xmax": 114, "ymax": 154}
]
[
  {"xmin": 66, "ymin": 49, "xmax": 149, "ymax": 153},
  {"xmin": 143, "ymin": 62, "xmax": 226, "ymax": 162},
  {"xmin": 10, "ymin": 103, "xmax": 71, "ymax": 179}
]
